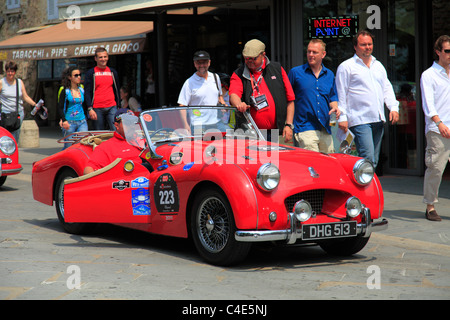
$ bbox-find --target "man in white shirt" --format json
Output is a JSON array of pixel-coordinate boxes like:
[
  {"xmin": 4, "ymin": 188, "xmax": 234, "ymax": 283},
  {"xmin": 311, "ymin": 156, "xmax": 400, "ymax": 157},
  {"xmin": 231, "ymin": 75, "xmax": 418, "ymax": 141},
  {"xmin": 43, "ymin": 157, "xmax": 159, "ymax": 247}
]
[
  {"xmin": 336, "ymin": 30, "xmax": 399, "ymax": 168},
  {"xmin": 178, "ymin": 50, "xmax": 226, "ymax": 133},
  {"xmin": 421, "ymin": 35, "xmax": 450, "ymax": 222}
]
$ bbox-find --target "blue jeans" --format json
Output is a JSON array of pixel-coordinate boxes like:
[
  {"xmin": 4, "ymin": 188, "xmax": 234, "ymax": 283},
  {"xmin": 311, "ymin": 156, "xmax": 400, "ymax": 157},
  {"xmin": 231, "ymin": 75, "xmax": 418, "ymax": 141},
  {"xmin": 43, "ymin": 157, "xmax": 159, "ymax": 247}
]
[
  {"xmin": 349, "ymin": 121, "xmax": 384, "ymax": 168},
  {"xmin": 62, "ymin": 118, "xmax": 88, "ymax": 149},
  {"xmin": 93, "ymin": 106, "xmax": 117, "ymax": 131}
]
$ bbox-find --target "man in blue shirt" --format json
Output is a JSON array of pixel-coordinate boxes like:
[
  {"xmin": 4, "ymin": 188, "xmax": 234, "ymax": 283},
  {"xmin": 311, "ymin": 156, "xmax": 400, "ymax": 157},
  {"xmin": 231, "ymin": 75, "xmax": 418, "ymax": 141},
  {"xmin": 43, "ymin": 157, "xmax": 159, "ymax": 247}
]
[{"xmin": 288, "ymin": 39, "xmax": 339, "ymax": 152}]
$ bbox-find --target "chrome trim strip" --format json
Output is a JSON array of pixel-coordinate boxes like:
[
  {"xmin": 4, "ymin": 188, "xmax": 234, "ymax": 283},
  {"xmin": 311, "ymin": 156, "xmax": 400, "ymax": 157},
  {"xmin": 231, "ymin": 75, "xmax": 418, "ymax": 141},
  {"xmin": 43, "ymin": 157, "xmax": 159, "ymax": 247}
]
[{"xmin": 0, "ymin": 167, "xmax": 23, "ymax": 175}]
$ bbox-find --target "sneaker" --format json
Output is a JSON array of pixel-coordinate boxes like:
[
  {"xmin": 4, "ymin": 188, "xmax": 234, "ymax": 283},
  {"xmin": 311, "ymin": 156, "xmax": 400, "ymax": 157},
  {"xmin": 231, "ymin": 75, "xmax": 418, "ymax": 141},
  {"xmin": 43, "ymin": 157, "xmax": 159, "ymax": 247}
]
[{"xmin": 425, "ymin": 209, "xmax": 442, "ymax": 221}]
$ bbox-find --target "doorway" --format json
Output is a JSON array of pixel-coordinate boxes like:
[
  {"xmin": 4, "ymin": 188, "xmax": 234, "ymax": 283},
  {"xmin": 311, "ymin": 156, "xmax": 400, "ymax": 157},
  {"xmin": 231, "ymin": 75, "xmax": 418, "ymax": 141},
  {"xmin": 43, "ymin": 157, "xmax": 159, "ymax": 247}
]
[{"xmin": 384, "ymin": 0, "xmax": 419, "ymax": 174}]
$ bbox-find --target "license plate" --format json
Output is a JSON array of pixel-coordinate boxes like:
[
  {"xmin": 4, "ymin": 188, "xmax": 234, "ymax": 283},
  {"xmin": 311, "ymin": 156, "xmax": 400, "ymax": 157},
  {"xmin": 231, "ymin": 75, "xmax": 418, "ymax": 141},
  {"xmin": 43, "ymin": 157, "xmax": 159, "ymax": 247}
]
[{"xmin": 302, "ymin": 221, "xmax": 357, "ymax": 240}]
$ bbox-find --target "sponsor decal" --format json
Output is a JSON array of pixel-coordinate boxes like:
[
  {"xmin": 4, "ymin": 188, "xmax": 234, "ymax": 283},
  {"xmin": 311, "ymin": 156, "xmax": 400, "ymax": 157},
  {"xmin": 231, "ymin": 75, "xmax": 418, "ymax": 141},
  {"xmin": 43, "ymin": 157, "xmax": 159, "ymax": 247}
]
[
  {"xmin": 131, "ymin": 177, "xmax": 150, "ymax": 216},
  {"xmin": 112, "ymin": 180, "xmax": 130, "ymax": 191}
]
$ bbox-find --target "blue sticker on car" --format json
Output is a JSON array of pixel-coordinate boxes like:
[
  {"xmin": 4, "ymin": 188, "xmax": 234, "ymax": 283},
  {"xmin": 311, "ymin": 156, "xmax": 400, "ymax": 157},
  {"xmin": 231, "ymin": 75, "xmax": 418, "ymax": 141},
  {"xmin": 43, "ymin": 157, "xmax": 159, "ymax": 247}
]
[
  {"xmin": 131, "ymin": 177, "xmax": 150, "ymax": 215},
  {"xmin": 183, "ymin": 162, "xmax": 194, "ymax": 171}
]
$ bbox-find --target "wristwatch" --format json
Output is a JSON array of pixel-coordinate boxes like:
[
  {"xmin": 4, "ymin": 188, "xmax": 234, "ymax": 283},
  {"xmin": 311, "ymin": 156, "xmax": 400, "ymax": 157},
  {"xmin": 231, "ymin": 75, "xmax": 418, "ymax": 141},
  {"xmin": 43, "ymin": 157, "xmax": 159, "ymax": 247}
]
[
  {"xmin": 436, "ymin": 120, "xmax": 443, "ymax": 126},
  {"xmin": 284, "ymin": 123, "xmax": 294, "ymax": 130}
]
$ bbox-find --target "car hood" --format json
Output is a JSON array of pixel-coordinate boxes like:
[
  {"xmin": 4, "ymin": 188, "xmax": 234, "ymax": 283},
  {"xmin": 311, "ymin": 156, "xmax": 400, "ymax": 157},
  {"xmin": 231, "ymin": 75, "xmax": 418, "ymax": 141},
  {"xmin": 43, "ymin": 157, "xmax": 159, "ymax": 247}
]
[
  {"xmin": 157, "ymin": 138, "xmax": 358, "ymax": 191},
  {"xmin": 228, "ymin": 141, "xmax": 355, "ymax": 192}
]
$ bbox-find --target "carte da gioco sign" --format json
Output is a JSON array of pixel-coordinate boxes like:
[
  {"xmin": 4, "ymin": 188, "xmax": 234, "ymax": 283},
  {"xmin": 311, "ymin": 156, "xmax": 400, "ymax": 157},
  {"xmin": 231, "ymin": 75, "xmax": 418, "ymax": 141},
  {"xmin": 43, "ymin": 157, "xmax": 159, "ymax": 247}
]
[
  {"xmin": 309, "ymin": 16, "xmax": 358, "ymax": 39},
  {"xmin": 0, "ymin": 39, "xmax": 146, "ymax": 61}
]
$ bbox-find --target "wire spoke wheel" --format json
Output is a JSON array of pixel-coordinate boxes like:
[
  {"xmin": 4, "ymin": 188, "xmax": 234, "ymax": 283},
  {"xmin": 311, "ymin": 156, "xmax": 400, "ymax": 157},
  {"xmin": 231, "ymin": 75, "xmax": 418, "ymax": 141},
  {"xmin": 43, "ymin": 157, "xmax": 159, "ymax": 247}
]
[
  {"xmin": 191, "ymin": 188, "xmax": 251, "ymax": 266},
  {"xmin": 197, "ymin": 196, "xmax": 230, "ymax": 253}
]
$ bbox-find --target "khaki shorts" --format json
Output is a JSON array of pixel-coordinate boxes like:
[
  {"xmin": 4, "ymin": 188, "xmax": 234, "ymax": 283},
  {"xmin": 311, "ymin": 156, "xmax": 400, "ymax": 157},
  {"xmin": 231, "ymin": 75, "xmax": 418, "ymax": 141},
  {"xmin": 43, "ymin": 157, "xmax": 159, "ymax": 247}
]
[{"xmin": 294, "ymin": 128, "xmax": 334, "ymax": 153}]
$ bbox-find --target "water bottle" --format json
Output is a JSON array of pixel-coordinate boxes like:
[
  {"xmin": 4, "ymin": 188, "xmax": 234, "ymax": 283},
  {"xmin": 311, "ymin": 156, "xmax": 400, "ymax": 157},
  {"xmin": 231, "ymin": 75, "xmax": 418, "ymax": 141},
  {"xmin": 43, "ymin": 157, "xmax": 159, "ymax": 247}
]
[{"xmin": 31, "ymin": 99, "xmax": 44, "ymax": 116}]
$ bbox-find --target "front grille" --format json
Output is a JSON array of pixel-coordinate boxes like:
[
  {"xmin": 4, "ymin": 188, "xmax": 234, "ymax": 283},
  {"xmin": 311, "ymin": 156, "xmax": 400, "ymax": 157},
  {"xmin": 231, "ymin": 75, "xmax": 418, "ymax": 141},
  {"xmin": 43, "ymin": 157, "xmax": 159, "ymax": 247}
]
[{"xmin": 284, "ymin": 189, "xmax": 325, "ymax": 214}]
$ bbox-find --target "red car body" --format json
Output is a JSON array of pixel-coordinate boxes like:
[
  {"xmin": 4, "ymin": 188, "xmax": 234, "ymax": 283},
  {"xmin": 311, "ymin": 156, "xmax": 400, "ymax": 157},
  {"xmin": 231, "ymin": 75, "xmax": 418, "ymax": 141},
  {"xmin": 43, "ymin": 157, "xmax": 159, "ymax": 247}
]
[
  {"xmin": 0, "ymin": 126, "xmax": 22, "ymax": 186},
  {"xmin": 32, "ymin": 107, "xmax": 387, "ymax": 265}
]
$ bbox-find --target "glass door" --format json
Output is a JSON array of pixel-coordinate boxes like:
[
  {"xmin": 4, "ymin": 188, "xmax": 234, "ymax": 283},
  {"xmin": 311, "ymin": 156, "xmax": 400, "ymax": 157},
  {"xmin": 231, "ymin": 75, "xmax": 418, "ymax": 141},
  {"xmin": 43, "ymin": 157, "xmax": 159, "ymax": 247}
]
[{"xmin": 385, "ymin": 0, "xmax": 418, "ymax": 172}]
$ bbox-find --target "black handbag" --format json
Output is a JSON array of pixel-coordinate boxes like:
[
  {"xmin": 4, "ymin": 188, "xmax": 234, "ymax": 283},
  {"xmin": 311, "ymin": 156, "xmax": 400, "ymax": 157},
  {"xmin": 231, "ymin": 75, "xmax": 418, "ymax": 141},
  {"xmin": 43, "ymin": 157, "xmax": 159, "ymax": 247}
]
[{"xmin": 0, "ymin": 79, "xmax": 21, "ymax": 132}]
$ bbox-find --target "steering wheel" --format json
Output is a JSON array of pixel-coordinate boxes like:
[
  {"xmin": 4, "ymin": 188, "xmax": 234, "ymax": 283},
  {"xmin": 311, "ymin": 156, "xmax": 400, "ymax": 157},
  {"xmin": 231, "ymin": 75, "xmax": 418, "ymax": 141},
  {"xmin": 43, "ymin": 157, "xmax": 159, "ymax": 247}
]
[
  {"xmin": 150, "ymin": 128, "xmax": 187, "ymax": 139},
  {"xmin": 149, "ymin": 128, "xmax": 178, "ymax": 140}
]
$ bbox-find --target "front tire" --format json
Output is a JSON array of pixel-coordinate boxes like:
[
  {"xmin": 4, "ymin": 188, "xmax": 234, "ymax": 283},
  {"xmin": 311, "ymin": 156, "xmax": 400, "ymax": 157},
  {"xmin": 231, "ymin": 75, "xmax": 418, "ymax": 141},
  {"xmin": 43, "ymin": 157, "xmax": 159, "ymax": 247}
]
[
  {"xmin": 190, "ymin": 188, "xmax": 251, "ymax": 266},
  {"xmin": 0, "ymin": 176, "xmax": 6, "ymax": 187},
  {"xmin": 54, "ymin": 168, "xmax": 95, "ymax": 234}
]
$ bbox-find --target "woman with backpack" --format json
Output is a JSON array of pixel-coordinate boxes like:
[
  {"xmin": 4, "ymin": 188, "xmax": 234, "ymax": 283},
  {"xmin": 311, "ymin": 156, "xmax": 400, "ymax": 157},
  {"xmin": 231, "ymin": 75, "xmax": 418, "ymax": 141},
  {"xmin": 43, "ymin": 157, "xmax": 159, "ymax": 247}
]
[{"xmin": 58, "ymin": 66, "xmax": 90, "ymax": 149}]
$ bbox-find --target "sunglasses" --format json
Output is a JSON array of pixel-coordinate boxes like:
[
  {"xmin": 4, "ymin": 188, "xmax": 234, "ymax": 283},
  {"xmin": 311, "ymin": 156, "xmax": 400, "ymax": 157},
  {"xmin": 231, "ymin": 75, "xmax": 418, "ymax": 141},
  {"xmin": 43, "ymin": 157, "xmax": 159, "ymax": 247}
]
[
  {"xmin": 72, "ymin": 73, "xmax": 82, "ymax": 78},
  {"xmin": 444, "ymin": 49, "xmax": 450, "ymax": 54},
  {"xmin": 244, "ymin": 54, "xmax": 261, "ymax": 62}
]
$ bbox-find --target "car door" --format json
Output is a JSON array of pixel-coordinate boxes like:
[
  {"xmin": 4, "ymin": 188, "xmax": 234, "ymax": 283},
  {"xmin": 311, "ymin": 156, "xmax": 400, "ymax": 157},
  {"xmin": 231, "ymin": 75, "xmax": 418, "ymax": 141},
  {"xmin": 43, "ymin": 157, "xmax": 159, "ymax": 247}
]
[{"xmin": 64, "ymin": 159, "xmax": 152, "ymax": 223}]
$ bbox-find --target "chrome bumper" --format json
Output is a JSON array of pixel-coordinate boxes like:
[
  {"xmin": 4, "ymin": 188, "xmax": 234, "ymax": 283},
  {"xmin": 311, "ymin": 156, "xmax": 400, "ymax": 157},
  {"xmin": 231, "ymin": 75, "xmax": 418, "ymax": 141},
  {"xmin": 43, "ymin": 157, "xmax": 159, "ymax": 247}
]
[
  {"xmin": 0, "ymin": 162, "xmax": 23, "ymax": 176},
  {"xmin": 235, "ymin": 207, "xmax": 388, "ymax": 244}
]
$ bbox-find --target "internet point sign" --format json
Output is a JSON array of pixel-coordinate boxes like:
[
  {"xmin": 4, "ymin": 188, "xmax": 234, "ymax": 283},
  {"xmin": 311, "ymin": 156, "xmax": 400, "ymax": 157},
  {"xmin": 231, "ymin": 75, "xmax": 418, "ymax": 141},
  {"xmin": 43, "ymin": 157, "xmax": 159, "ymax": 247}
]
[{"xmin": 309, "ymin": 16, "xmax": 358, "ymax": 39}]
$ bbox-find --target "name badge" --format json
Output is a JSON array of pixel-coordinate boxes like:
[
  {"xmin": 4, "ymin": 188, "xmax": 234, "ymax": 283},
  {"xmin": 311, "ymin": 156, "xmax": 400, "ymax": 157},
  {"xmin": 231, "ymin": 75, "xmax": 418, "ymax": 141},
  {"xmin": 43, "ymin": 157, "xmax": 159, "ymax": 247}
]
[{"xmin": 251, "ymin": 94, "xmax": 268, "ymax": 110}]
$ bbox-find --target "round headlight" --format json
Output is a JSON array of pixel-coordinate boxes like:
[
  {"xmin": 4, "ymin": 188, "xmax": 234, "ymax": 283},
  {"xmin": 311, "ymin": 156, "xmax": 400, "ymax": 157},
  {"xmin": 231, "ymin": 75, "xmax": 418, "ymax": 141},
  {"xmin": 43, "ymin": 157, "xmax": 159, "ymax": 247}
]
[
  {"xmin": 353, "ymin": 159, "xmax": 374, "ymax": 185},
  {"xmin": 0, "ymin": 136, "xmax": 16, "ymax": 155},
  {"xmin": 256, "ymin": 163, "xmax": 280, "ymax": 191},
  {"xmin": 294, "ymin": 200, "xmax": 313, "ymax": 222},
  {"xmin": 346, "ymin": 196, "xmax": 362, "ymax": 218}
]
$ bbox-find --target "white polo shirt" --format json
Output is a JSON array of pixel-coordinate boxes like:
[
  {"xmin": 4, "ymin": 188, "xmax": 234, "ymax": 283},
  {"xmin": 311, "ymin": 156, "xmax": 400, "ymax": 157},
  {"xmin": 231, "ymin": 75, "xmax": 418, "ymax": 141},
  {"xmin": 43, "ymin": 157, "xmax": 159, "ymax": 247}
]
[
  {"xmin": 421, "ymin": 61, "xmax": 450, "ymax": 135},
  {"xmin": 178, "ymin": 71, "xmax": 221, "ymax": 125},
  {"xmin": 336, "ymin": 54, "xmax": 399, "ymax": 128}
]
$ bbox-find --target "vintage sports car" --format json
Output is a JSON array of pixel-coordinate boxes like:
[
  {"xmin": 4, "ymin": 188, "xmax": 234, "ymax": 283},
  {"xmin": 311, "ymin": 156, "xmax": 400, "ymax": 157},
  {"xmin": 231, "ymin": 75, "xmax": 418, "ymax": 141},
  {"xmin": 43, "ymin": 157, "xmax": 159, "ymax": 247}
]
[
  {"xmin": 0, "ymin": 126, "xmax": 23, "ymax": 187},
  {"xmin": 32, "ymin": 106, "xmax": 387, "ymax": 266}
]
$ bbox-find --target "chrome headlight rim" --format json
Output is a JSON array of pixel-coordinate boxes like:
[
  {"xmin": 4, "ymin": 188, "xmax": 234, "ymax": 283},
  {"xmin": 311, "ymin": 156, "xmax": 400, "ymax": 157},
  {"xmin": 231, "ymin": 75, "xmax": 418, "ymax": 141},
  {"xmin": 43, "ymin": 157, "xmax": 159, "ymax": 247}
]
[
  {"xmin": 346, "ymin": 196, "xmax": 362, "ymax": 218},
  {"xmin": 294, "ymin": 199, "xmax": 313, "ymax": 222},
  {"xmin": 0, "ymin": 136, "xmax": 16, "ymax": 156},
  {"xmin": 353, "ymin": 159, "xmax": 374, "ymax": 186},
  {"xmin": 256, "ymin": 163, "xmax": 280, "ymax": 191}
]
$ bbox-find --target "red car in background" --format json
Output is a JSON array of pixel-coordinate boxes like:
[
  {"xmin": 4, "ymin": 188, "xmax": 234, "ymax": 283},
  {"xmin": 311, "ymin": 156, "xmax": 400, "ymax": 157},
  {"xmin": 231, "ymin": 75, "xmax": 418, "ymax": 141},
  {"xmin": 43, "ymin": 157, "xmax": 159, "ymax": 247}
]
[
  {"xmin": 32, "ymin": 107, "xmax": 387, "ymax": 266},
  {"xmin": 0, "ymin": 126, "xmax": 23, "ymax": 187}
]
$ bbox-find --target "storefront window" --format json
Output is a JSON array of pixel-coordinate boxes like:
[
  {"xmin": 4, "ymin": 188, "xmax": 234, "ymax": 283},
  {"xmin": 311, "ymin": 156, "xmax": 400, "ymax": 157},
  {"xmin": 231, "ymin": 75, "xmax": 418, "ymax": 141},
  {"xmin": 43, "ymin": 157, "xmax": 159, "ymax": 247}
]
[
  {"xmin": 165, "ymin": 5, "xmax": 270, "ymax": 106},
  {"xmin": 386, "ymin": 0, "xmax": 417, "ymax": 170},
  {"xmin": 302, "ymin": 0, "xmax": 418, "ymax": 173},
  {"xmin": 302, "ymin": 0, "xmax": 373, "ymax": 74}
]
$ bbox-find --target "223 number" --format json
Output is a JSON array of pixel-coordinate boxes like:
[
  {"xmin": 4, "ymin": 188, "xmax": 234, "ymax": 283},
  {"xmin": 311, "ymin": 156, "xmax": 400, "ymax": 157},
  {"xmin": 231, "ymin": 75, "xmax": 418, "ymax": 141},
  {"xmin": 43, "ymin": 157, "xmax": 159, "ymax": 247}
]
[{"xmin": 159, "ymin": 190, "xmax": 175, "ymax": 205}]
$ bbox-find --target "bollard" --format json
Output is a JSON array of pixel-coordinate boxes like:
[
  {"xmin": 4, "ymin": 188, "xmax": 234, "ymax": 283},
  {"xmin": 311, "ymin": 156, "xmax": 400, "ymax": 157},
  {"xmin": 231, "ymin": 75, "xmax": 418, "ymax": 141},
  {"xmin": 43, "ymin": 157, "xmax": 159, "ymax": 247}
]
[{"xmin": 18, "ymin": 120, "xmax": 40, "ymax": 148}]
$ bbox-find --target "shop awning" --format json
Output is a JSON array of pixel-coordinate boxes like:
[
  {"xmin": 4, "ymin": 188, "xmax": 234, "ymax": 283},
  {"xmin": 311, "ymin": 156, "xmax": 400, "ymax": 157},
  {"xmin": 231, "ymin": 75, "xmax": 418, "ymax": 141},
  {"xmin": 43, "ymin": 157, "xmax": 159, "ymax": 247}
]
[
  {"xmin": 58, "ymin": 0, "xmax": 212, "ymax": 19},
  {"xmin": 0, "ymin": 21, "xmax": 153, "ymax": 61}
]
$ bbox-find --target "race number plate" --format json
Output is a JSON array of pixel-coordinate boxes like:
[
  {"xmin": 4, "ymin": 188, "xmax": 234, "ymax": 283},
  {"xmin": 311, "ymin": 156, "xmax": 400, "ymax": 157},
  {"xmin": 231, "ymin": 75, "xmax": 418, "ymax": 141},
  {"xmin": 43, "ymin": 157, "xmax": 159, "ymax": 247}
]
[{"xmin": 302, "ymin": 221, "xmax": 357, "ymax": 240}]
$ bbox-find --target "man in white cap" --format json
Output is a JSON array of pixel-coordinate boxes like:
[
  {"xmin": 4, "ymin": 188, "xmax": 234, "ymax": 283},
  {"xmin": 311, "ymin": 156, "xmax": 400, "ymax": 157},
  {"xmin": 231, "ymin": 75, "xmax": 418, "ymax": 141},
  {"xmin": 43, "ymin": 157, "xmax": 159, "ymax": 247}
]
[{"xmin": 229, "ymin": 39, "xmax": 295, "ymax": 143}]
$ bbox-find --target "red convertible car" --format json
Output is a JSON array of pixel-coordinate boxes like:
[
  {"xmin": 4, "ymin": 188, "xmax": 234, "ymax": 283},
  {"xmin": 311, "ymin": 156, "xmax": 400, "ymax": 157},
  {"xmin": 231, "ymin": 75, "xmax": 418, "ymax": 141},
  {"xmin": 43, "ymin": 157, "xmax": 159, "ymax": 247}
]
[
  {"xmin": 0, "ymin": 126, "xmax": 22, "ymax": 187},
  {"xmin": 32, "ymin": 106, "xmax": 387, "ymax": 265}
]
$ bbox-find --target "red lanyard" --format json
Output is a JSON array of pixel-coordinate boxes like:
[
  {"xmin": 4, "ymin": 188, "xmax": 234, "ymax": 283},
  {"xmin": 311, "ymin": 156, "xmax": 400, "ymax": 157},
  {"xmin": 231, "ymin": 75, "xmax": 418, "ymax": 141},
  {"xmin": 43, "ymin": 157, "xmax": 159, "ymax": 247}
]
[{"xmin": 250, "ymin": 72, "xmax": 263, "ymax": 95}]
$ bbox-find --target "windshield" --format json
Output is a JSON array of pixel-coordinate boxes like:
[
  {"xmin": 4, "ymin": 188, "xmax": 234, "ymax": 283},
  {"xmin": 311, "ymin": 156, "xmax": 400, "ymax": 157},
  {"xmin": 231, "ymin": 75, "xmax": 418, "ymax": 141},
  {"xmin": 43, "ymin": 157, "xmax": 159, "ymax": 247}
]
[
  {"xmin": 121, "ymin": 113, "xmax": 146, "ymax": 149},
  {"xmin": 139, "ymin": 106, "xmax": 262, "ymax": 146}
]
